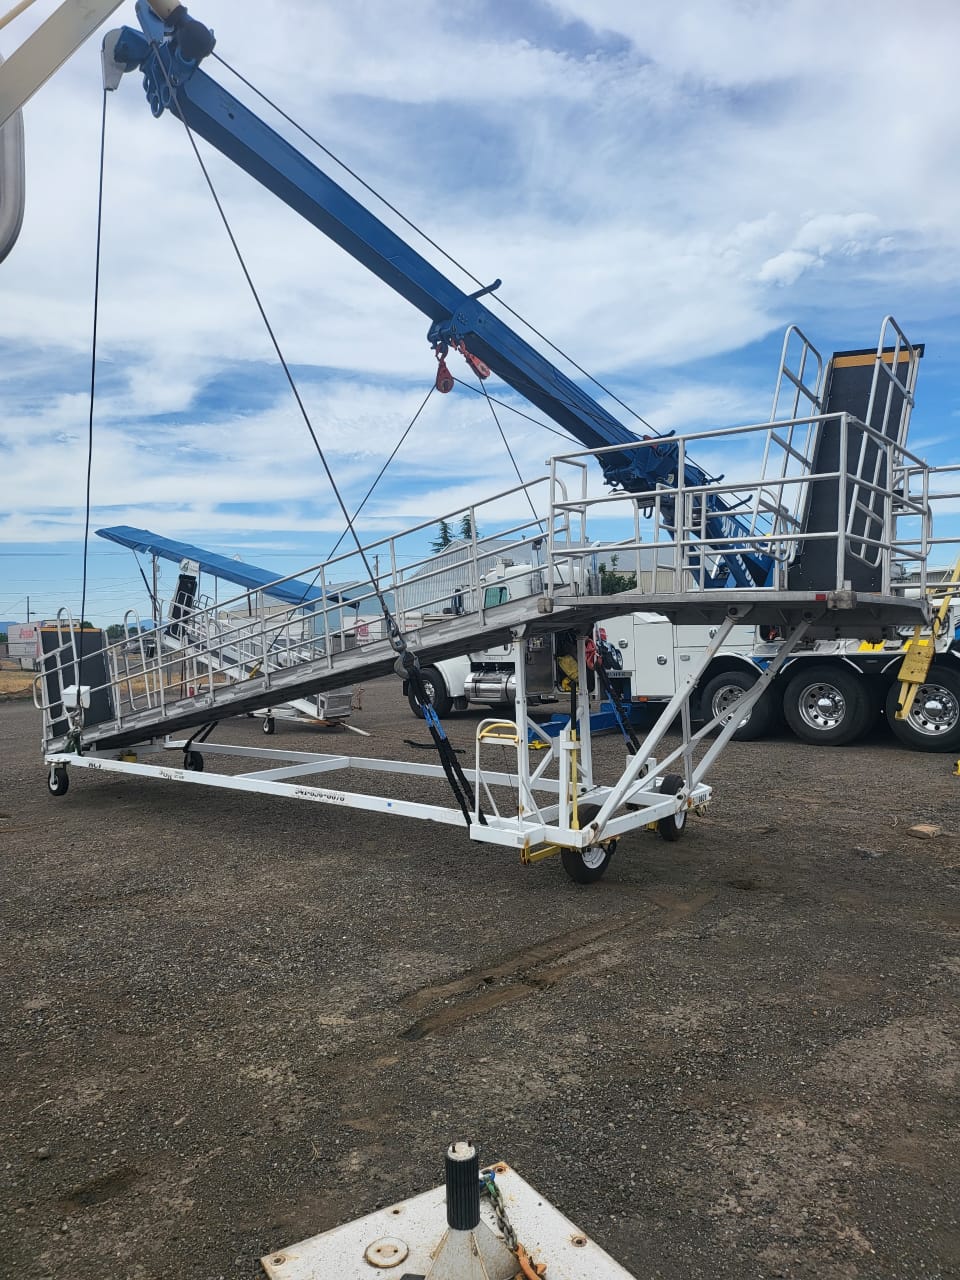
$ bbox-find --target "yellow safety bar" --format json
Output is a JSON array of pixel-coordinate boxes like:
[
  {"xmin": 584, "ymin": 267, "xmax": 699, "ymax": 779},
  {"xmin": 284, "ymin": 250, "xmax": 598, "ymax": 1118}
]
[
  {"xmin": 894, "ymin": 557, "xmax": 960, "ymax": 720},
  {"xmin": 477, "ymin": 720, "xmax": 521, "ymax": 745}
]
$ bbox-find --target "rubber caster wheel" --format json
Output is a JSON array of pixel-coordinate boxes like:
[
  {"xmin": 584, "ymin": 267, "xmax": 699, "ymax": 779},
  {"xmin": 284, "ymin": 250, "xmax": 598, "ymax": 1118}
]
[
  {"xmin": 560, "ymin": 804, "xmax": 618, "ymax": 884},
  {"xmin": 47, "ymin": 767, "xmax": 69, "ymax": 797},
  {"xmin": 183, "ymin": 751, "xmax": 204, "ymax": 772},
  {"xmin": 657, "ymin": 773, "xmax": 687, "ymax": 842},
  {"xmin": 262, "ymin": 716, "xmax": 276, "ymax": 735}
]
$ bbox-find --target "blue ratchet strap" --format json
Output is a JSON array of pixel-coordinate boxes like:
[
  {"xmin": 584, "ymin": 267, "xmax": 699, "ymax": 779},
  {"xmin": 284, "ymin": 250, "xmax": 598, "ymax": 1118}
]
[
  {"xmin": 405, "ymin": 655, "xmax": 485, "ymax": 826},
  {"xmin": 597, "ymin": 664, "xmax": 641, "ymax": 755}
]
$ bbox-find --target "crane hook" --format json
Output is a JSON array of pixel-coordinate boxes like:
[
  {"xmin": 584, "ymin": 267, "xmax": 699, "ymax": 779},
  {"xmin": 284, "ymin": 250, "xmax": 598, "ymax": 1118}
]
[{"xmin": 433, "ymin": 343, "xmax": 455, "ymax": 393}]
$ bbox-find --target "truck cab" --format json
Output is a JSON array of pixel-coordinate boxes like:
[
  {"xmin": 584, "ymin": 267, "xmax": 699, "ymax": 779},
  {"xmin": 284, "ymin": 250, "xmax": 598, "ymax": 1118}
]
[{"xmin": 404, "ymin": 557, "xmax": 583, "ymax": 717}]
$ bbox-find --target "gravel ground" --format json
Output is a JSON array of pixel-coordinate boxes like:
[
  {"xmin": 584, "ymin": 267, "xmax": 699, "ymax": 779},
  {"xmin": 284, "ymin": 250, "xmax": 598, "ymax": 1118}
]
[{"xmin": 1, "ymin": 682, "xmax": 959, "ymax": 1280}]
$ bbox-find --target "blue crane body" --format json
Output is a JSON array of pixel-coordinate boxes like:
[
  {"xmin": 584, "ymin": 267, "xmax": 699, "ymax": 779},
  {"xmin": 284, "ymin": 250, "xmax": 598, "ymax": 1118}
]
[{"xmin": 109, "ymin": 1, "xmax": 772, "ymax": 588}]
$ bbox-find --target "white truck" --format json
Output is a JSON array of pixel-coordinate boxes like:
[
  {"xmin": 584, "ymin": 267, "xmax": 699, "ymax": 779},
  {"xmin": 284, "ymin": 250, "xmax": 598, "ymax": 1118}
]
[
  {"xmin": 604, "ymin": 600, "xmax": 960, "ymax": 753},
  {"xmin": 402, "ymin": 557, "xmax": 601, "ymax": 718}
]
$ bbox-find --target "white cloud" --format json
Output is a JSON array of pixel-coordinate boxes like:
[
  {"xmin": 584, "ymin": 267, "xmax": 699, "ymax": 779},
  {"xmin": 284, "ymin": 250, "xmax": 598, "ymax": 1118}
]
[{"xmin": 757, "ymin": 250, "xmax": 819, "ymax": 288}]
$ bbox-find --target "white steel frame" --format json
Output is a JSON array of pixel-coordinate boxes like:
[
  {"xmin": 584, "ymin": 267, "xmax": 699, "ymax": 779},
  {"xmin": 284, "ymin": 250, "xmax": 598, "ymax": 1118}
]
[{"xmin": 44, "ymin": 615, "xmax": 823, "ymax": 864}]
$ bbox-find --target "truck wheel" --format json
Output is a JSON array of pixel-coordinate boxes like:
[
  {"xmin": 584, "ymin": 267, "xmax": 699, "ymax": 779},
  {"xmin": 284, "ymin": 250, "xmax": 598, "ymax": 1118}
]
[
  {"xmin": 407, "ymin": 665, "xmax": 452, "ymax": 719},
  {"xmin": 700, "ymin": 670, "xmax": 774, "ymax": 741},
  {"xmin": 885, "ymin": 666, "xmax": 960, "ymax": 752},
  {"xmin": 657, "ymin": 773, "xmax": 687, "ymax": 842},
  {"xmin": 782, "ymin": 664, "xmax": 871, "ymax": 746},
  {"xmin": 560, "ymin": 804, "xmax": 618, "ymax": 884}
]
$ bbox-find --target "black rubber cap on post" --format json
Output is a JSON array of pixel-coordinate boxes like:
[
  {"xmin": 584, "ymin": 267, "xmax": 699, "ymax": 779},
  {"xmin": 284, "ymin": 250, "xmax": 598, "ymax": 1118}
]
[{"xmin": 445, "ymin": 1141, "xmax": 480, "ymax": 1230}]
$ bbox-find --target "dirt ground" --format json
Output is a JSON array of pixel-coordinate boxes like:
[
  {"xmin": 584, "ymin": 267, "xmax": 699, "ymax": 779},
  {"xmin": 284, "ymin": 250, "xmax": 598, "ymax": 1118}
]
[{"xmin": 1, "ymin": 681, "xmax": 959, "ymax": 1280}]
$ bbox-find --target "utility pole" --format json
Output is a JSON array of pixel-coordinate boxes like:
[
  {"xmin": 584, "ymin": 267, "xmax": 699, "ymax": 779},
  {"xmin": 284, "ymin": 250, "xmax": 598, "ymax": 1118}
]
[{"xmin": 25, "ymin": 595, "xmax": 29, "ymax": 622}]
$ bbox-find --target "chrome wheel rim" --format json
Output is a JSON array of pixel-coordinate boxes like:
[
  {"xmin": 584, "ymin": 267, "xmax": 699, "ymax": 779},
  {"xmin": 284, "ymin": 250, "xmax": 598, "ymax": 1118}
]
[
  {"xmin": 906, "ymin": 683, "xmax": 960, "ymax": 737},
  {"xmin": 797, "ymin": 681, "xmax": 846, "ymax": 731},
  {"xmin": 713, "ymin": 684, "xmax": 750, "ymax": 725}
]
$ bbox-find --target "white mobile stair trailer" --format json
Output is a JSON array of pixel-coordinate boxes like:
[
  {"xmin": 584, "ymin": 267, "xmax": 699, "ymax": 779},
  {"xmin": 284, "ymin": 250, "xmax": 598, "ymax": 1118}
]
[
  {"xmin": 36, "ymin": 404, "xmax": 932, "ymax": 884},
  {"xmin": 98, "ymin": 527, "xmax": 358, "ymax": 735},
  {"xmin": 147, "ymin": 592, "xmax": 357, "ymax": 735}
]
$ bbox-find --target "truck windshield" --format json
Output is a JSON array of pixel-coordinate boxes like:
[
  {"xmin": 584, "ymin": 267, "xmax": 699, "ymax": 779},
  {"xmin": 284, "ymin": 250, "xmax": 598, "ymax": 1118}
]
[{"xmin": 483, "ymin": 585, "xmax": 510, "ymax": 608}]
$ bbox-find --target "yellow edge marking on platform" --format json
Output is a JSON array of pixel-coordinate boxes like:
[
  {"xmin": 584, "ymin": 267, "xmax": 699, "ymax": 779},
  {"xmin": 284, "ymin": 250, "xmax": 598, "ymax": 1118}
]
[{"xmin": 833, "ymin": 351, "xmax": 912, "ymax": 368}]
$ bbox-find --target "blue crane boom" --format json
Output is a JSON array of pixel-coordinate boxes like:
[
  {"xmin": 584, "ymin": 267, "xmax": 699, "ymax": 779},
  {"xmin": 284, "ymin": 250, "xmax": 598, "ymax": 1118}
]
[{"xmin": 108, "ymin": 1, "xmax": 772, "ymax": 589}]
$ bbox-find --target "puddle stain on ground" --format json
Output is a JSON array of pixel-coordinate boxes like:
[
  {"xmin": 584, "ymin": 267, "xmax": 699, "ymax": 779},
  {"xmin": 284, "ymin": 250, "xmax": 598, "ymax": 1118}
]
[
  {"xmin": 63, "ymin": 1166, "xmax": 140, "ymax": 1211},
  {"xmin": 399, "ymin": 890, "xmax": 717, "ymax": 1041}
]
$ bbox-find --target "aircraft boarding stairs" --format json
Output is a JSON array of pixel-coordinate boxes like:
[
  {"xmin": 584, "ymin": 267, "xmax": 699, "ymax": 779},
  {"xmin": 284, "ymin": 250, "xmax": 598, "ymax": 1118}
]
[
  {"xmin": 156, "ymin": 594, "xmax": 355, "ymax": 731},
  {"xmin": 35, "ymin": 331, "xmax": 936, "ymax": 875}
]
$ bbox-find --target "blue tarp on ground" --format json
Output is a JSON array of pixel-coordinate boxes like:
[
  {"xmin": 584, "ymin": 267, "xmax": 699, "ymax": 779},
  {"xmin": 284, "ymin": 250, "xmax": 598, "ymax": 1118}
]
[{"xmin": 96, "ymin": 525, "xmax": 354, "ymax": 610}]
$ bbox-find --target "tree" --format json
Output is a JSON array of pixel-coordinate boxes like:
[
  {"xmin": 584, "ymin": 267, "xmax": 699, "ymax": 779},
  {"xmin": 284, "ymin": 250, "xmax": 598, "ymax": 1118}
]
[
  {"xmin": 106, "ymin": 623, "xmax": 126, "ymax": 642},
  {"xmin": 430, "ymin": 519, "xmax": 454, "ymax": 553},
  {"xmin": 598, "ymin": 554, "xmax": 637, "ymax": 594},
  {"xmin": 459, "ymin": 513, "xmax": 478, "ymax": 541}
]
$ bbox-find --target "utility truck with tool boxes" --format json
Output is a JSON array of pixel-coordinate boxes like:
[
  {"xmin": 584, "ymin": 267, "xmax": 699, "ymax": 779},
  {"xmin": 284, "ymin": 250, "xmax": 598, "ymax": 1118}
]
[{"xmin": 603, "ymin": 586, "xmax": 960, "ymax": 752}]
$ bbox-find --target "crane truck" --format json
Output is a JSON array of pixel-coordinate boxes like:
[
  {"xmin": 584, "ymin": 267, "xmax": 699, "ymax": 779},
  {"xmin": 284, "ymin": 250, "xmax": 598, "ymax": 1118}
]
[
  {"xmin": 100, "ymin": 2, "xmax": 802, "ymax": 582},
  {"xmin": 404, "ymin": 358, "xmax": 954, "ymax": 755},
  {"xmin": 603, "ymin": 588, "xmax": 960, "ymax": 753}
]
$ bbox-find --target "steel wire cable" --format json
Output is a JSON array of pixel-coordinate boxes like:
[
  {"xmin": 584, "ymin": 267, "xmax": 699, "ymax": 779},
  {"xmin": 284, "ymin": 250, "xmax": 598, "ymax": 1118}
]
[
  {"xmin": 148, "ymin": 42, "xmax": 484, "ymax": 822},
  {"xmin": 473, "ymin": 373, "xmax": 545, "ymax": 532},
  {"xmin": 148, "ymin": 51, "xmax": 403, "ymax": 648},
  {"xmin": 78, "ymin": 87, "xmax": 110, "ymax": 682},
  {"xmin": 211, "ymin": 51, "xmax": 660, "ymax": 437},
  {"xmin": 264, "ymin": 383, "xmax": 438, "ymax": 612},
  {"xmin": 317, "ymin": 383, "xmax": 436, "ymax": 575}
]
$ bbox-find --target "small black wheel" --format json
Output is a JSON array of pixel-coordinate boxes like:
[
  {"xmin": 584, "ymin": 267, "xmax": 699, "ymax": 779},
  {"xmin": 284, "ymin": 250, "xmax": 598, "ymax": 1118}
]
[
  {"xmin": 262, "ymin": 715, "xmax": 276, "ymax": 735},
  {"xmin": 407, "ymin": 666, "xmax": 453, "ymax": 719},
  {"xmin": 47, "ymin": 766, "xmax": 69, "ymax": 797},
  {"xmin": 782, "ymin": 663, "xmax": 872, "ymax": 746},
  {"xmin": 885, "ymin": 665, "xmax": 960, "ymax": 753},
  {"xmin": 700, "ymin": 669, "xmax": 775, "ymax": 741},
  {"xmin": 657, "ymin": 773, "xmax": 687, "ymax": 842},
  {"xmin": 183, "ymin": 751, "xmax": 204, "ymax": 772},
  {"xmin": 560, "ymin": 804, "xmax": 618, "ymax": 884}
]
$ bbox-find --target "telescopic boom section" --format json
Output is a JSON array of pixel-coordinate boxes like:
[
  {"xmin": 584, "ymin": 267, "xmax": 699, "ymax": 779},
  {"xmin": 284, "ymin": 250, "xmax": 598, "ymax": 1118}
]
[{"xmin": 108, "ymin": 1, "xmax": 772, "ymax": 588}]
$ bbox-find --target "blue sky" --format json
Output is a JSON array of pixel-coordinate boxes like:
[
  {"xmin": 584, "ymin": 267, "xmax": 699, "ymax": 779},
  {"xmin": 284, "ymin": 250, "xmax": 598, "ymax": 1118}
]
[{"xmin": 1, "ymin": 0, "xmax": 959, "ymax": 626}]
